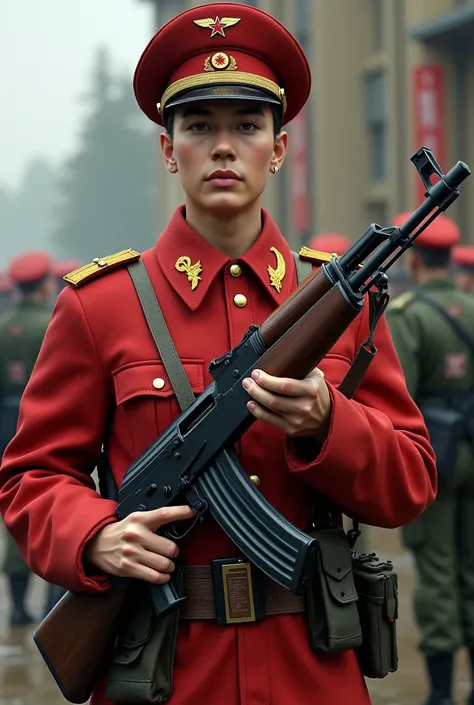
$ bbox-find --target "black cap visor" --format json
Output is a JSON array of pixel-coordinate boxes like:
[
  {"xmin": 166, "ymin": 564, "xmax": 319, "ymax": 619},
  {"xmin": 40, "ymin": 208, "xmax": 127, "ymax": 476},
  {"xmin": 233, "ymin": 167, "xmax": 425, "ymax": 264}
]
[{"xmin": 164, "ymin": 84, "xmax": 282, "ymax": 112}]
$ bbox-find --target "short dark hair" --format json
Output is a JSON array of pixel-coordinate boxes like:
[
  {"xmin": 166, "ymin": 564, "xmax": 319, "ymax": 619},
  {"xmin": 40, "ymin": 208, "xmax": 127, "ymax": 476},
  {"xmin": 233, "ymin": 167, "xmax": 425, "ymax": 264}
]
[
  {"xmin": 17, "ymin": 276, "xmax": 49, "ymax": 295},
  {"xmin": 164, "ymin": 103, "xmax": 283, "ymax": 140},
  {"xmin": 412, "ymin": 245, "xmax": 451, "ymax": 269}
]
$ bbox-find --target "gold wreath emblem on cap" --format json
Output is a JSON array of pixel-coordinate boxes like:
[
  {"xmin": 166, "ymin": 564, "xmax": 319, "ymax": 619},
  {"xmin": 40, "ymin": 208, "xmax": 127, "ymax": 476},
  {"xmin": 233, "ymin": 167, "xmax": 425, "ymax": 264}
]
[{"xmin": 204, "ymin": 53, "xmax": 238, "ymax": 72}]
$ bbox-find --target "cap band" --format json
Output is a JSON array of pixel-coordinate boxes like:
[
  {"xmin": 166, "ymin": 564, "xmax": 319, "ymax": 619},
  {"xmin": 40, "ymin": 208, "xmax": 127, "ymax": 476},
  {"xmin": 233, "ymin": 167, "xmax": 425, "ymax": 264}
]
[{"xmin": 159, "ymin": 71, "xmax": 286, "ymax": 115}]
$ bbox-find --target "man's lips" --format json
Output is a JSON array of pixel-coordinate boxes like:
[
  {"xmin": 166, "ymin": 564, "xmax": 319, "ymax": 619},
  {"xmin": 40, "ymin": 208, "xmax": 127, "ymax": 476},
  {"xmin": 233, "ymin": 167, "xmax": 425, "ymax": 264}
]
[{"xmin": 206, "ymin": 169, "xmax": 243, "ymax": 183}]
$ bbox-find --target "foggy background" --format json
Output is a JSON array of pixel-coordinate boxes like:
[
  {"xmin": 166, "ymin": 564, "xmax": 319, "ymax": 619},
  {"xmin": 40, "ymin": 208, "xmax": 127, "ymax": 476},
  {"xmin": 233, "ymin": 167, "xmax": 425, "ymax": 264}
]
[{"xmin": 0, "ymin": 0, "xmax": 156, "ymax": 267}]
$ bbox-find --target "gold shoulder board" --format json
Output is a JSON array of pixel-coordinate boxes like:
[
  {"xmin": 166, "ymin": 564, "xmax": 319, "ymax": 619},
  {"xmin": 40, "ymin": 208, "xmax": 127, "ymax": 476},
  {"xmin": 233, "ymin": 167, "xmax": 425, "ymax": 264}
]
[
  {"xmin": 298, "ymin": 246, "xmax": 336, "ymax": 264},
  {"xmin": 63, "ymin": 249, "xmax": 140, "ymax": 288},
  {"xmin": 388, "ymin": 291, "xmax": 414, "ymax": 312}
]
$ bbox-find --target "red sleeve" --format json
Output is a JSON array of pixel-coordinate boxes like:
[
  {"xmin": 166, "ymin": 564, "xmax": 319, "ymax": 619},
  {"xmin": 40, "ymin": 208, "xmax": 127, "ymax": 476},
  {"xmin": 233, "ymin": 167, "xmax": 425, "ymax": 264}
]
[
  {"xmin": 0, "ymin": 287, "xmax": 117, "ymax": 592},
  {"xmin": 285, "ymin": 307, "xmax": 437, "ymax": 528}
]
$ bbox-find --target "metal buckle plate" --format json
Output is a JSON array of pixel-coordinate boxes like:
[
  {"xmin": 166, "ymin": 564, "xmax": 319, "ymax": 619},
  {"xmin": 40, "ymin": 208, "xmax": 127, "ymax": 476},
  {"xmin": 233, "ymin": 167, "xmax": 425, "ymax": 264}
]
[{"xmin": 221, "ymin": 561, "xmax": 256, "ymax": 624}]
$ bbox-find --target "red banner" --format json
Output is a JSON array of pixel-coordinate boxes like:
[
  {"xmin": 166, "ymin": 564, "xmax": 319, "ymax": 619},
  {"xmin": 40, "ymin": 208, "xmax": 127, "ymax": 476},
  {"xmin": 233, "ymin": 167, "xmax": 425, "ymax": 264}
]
[
  {"xmin": 413, "ymin": 65, "xmax": 445, "ymax": 204},
  {"xmin": 289, "ymin": 107, "xmax": 309, "ymax": 232}
]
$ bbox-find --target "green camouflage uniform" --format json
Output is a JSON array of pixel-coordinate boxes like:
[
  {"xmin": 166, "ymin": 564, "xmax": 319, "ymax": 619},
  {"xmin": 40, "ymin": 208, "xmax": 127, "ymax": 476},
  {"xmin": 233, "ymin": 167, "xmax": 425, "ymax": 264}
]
[
  {"xmin": 387, "ymin": 278, "xmax": 474, "ymax": 656},
  {"xmin": 0, "ymin": 298, "xmax": 51, "ymax": 576}
]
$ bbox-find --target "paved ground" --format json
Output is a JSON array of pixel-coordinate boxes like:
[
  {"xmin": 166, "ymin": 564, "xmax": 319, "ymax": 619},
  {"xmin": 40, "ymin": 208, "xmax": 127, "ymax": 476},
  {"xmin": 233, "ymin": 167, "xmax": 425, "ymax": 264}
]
[{"xmin": 0, "ymin": 524, "xmax": 471, "ymax": 704}]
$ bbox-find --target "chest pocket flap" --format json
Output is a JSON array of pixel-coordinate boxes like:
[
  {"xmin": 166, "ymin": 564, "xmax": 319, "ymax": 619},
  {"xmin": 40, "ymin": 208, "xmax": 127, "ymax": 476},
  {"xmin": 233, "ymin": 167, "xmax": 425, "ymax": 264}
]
[{"xmin": 113, "ymin": 359, "xmax": 205, "ymax": 404}]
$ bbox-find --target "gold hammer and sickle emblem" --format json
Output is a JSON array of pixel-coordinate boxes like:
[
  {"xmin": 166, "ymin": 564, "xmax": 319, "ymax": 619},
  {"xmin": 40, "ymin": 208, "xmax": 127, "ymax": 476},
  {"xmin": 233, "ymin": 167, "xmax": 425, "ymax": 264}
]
[
  {"xmin": 267, "ymin": 247, "xmax": 286, "ymax": 293},
  {"xmin": 175, "ymin": 256, "xmax": 203, "ymax": 290}
]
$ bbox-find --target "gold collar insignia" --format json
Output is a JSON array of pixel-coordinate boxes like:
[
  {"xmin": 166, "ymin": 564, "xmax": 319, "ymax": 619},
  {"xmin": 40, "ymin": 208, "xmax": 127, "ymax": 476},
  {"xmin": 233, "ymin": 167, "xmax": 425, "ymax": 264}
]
[
  {"xmin": 175, "ymin": 256, "xmax": 202, "ymax": 290},
  {"xmin": 267, "ymin": 247, "xmax": 286, "ymax": 293}
]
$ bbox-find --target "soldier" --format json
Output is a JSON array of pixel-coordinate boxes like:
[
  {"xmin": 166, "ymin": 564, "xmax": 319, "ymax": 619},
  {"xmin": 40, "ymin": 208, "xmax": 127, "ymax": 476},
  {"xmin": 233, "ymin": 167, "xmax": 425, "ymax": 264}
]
[
  {"xmin": 387, "ymin": 214, "xmax": 474, "ymax": 705},
  {"xmin": 0, "ymin": 5, "xmax": 436, "ymax": 704},
  {"xmin": 452, "ymin": 245, "xmax": 474, "ymax": 296},
  {"xmin": 308, "ymin": 232, "xmax": 352, "ymax": 255},
  {"xmin": 0, "ymin": 271, "xmax": 14, "ymax": 315},
  {"xmin": 0, "ymin": 251, "xmax": 54, "ymax": 626}
]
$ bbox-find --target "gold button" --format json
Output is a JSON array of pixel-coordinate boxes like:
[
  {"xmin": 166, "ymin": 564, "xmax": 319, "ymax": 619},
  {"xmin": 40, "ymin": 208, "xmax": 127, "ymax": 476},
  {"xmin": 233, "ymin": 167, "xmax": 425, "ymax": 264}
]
[
  {"xmin": 249, "ymin": 475, "xmax": 261, "ymax": 487},
  {"xmin": 152, "ymin": 377, "xmax": 166, "ymax": 390},
  {"xmin": 234, "ymin": 294, "xmax": 247, "ymax": 308},
  {"xmin": 92, "ymin": 258, "xmax": 100, "ymax": 264},
  {"xmin": 98, "ymin": 259, "xmax": 108, "ymax": 267},
  {"xmin": 230, "ymin": 263, "xmax": 242, "ymax": 278}
]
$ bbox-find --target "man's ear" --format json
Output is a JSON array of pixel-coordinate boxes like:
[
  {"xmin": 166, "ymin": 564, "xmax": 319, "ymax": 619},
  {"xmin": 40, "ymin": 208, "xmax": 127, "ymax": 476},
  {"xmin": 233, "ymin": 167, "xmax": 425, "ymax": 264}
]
[
  {"xmin": 270, "ymin": 130, "xmax": 288, "ymax": 173},
  {"xmin": 160, "ymin": 131, "xmax": 178, "ymax": 174}
]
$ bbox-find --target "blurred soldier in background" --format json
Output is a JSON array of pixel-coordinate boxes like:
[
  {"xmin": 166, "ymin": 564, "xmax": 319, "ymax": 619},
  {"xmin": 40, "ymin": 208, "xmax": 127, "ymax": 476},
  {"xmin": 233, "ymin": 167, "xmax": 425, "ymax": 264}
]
[
  {"xmin": 452, "ymin": 245, "xmax": 474, "ymax": 296},
  {"xmin": 308, "ymin": 231, "xmax": 351, "ymax": 255},
  {"xmin": 52, "ymin": 259, "xmax": 82, "ymax": 295},
  {"xmin": 0, "ymin": 272, "xmax": 14, "ymax": 315},
  {"xmin": 387, "ymin": 214, "xmax": 474, "ymax": 705},
  {"xmin": 0, "ymin": 251, "xmax": 54, "ymax": 626}
]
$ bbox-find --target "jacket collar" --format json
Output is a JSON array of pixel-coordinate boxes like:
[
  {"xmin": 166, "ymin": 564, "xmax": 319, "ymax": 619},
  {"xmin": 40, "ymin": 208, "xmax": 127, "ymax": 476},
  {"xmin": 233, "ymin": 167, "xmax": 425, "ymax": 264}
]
[{"xmin": 155, "ymin": 206, "xmax": 295, "ymax": 311}]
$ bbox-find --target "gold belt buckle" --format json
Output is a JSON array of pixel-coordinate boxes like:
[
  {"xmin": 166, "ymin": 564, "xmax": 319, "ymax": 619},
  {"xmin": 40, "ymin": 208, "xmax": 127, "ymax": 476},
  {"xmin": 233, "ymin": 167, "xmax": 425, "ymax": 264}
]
[{"xmin": 221, "ymin": 560, "xmax": 257, "ymax": 624}]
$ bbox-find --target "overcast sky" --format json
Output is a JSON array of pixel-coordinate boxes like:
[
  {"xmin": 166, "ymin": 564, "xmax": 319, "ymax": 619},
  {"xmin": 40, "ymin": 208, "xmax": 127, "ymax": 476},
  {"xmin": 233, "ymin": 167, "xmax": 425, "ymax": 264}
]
[{"xmin": 0, "ymin": 0, "xmax": 153, "ymax": 190}]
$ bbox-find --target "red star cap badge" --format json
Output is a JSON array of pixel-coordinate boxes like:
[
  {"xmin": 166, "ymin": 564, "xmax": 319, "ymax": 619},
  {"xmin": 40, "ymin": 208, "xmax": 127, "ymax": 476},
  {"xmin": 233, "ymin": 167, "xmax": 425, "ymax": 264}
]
[{"xmin": 194, "ymin": 16, "xmax": 241, "ymax": 38}]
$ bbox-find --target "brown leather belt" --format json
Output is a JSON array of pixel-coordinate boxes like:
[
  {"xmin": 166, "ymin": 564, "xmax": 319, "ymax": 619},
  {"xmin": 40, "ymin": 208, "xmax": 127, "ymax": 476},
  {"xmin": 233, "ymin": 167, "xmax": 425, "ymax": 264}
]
[{"xmin": 179, "ymin": 565, "xmax": 305, "ymax": 621}]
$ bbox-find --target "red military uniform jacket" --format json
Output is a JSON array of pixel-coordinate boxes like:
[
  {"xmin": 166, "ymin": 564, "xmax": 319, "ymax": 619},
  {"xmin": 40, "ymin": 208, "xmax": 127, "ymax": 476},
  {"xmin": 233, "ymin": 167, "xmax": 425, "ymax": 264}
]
[{"xmin": 0, "ymin": 207, "xmax": 436, "ymax": 705}]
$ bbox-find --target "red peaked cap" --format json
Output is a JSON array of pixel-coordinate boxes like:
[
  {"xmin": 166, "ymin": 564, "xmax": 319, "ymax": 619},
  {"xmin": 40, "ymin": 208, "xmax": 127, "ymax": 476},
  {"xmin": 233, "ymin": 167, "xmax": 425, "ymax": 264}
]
[
  {"xmin": 8, "ymin": 251, "xmax": 53, "ymax": 284},
  {"xmin": 308, "ymin": 233, "xmax": 352, "ymax": 255},
  {"xmin": 52, "ymin": 259, "xmax": 82, "ymax": 279},
  {"xmin": 0, "ymin": 271, "xmax": 13, "ymax": 292},
  {"xmin": 452, "ymin": 245, "xmax": 474, "ymax": 270},
  {"xmin": 392, "ymin": 212, "xmax": 460, "ymax": 250},
  {"xmin": 134, "ymin": 3, "xmax": 311, "ymax": 127}
]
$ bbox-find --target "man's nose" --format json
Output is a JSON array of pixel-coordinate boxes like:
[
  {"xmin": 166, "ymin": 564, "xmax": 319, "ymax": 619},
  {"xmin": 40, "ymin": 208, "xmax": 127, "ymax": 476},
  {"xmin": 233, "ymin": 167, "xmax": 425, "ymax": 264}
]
[{"xmin": 211, "ymin": 132, "xmax": 237, "ymax": 161}]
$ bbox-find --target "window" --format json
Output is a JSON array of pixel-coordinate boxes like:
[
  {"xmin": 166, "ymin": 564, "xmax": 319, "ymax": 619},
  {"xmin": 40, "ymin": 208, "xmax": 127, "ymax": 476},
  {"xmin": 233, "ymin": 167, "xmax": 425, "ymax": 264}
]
[
  {"xmin": 371, "ymin": 0, "xmax": 384, "ymax": 51},
  {"xmin": 365, "ymin": 71, "xmax": 388, "ymax": 182}
]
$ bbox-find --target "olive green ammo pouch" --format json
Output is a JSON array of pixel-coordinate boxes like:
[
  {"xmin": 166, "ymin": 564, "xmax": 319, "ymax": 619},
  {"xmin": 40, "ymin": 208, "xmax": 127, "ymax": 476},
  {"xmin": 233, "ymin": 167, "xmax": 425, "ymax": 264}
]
[
  {"xmin": 305, "ymin": 528, "xmax": 362, "ymax": 653},
  {"xmin": 352, "ymin": 552, "xmax": 398, "ymax": 678},
  {"xmin": 105, "ymin": 581, "xmax": 180, "ymax": 704}
]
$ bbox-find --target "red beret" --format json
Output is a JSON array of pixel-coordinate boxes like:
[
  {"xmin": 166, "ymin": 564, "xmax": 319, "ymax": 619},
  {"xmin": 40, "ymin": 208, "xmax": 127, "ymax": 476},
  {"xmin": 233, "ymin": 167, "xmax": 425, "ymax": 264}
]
[
  {"xmin": 52, "ymin": 259, "xmax": 82, "ymax": 279},
  {"xmin": 452, "ymin": 245, "xmax": 474, "ymax": 270},
  {"xmin": 0, "ymin": 271, "xmax": 13, "ymax": 292},
  {"xmin": 134, "ymin": 3, "xmax": 311, "ymax": 127},
  {"xmin": 392, "ymin": 212, "xmax": 460, "ymax": 250},
  {"xmin": 8, "ymin": 251, "xmax": 53, "ymax": 284},
  {"xmin": 308, "ymin": 233, "xmax": 352, "ymax": 255}
]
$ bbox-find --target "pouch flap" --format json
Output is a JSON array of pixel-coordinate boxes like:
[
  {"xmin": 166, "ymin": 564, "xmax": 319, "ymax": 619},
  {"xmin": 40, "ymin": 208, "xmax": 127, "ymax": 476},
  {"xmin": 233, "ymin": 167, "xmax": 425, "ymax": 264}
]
[
  {"xmin": 113, "ymin": 359, "xmax": 205, "ymax": 404},
  {"xmin": 315, "ymin": 528, "xmax": 357, "ymax": 605}
]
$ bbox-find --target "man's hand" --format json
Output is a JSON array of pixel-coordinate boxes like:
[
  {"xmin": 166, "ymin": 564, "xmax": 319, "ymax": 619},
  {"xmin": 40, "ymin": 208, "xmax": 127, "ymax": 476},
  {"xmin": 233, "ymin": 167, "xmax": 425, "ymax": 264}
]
[
  {"xmin": 242, "ymin": 368, "xmax": 332, "ymax": 442},
  {"xmin": 83, "ymin": 505, "xmax": 196, "ymax": 584}
]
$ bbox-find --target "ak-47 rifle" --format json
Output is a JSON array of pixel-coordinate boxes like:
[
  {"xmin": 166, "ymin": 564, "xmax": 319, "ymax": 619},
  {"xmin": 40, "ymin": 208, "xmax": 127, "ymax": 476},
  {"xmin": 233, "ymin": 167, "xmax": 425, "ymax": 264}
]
[{"xmin": 33, "ymin": 148, "xmax": 470, "ymax": 703}]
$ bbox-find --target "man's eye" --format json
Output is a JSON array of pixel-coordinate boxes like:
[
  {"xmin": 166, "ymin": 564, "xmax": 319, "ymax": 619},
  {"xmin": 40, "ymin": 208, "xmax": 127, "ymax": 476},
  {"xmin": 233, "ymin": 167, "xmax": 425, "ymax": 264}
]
[
  {"xmin": 238, "ymin": 122, "xmax": 257, "ymax": 131},
  {"xmin": 190, "ymin": 122, "xmax": 210, "ymax": 131}
]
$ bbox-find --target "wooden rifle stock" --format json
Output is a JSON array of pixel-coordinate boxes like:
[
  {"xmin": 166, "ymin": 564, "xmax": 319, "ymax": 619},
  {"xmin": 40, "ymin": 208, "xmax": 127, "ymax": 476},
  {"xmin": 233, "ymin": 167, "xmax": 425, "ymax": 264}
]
[{"xmin": 33, "ymin": 580, "xmax": 126, "ymax": 703}]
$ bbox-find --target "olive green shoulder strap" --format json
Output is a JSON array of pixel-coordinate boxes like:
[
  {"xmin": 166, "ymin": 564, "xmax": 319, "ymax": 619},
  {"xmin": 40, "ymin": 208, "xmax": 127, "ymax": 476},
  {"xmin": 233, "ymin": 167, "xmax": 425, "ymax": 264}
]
[{"xmin": 292, "ymin": 251, "xmax": 312, "ymax": 286}]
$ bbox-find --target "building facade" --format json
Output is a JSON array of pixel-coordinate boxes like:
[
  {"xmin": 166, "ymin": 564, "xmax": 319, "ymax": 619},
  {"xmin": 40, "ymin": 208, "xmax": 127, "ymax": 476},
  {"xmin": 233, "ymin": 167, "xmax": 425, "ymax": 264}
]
[{"xmin": 143, "ymin": 0, "xmax": 474, "ymax": 250}]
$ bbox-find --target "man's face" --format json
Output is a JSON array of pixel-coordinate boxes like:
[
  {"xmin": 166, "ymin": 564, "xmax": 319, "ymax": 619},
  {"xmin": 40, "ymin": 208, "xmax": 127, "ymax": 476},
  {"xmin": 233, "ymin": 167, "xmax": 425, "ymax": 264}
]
[{"xmin": 160, "ymin": 99, "xmax": 287, "ymax": 216}]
